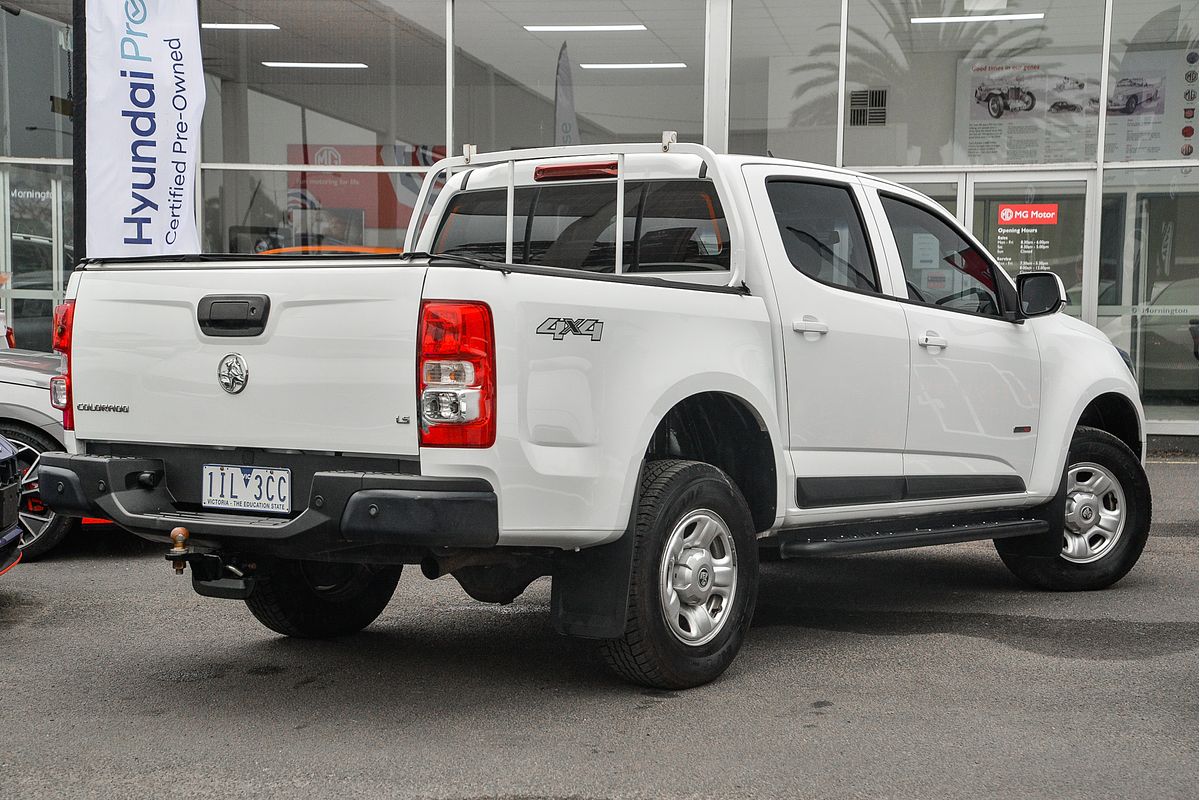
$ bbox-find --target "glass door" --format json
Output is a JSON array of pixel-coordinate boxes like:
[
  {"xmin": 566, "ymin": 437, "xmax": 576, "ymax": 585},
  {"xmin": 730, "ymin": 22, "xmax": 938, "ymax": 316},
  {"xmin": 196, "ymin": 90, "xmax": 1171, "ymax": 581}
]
[
  {"xmin": 1, "ymin": 163, "xmax": 71, "ymax": 351},
  {"xmin": 967, "ymin": 171, "xmax": 1094, "ymax": 318}
]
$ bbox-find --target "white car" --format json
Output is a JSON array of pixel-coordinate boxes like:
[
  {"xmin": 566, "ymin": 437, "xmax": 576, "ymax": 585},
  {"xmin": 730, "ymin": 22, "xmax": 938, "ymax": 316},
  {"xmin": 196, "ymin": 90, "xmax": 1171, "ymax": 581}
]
[
  {"xmin": 41, "ymin": 140, "xmax": 1151, "ymax": 688},
  {"xmin": 1109, "ymin": 77, "xmax": 1161, "ymax": 114}
]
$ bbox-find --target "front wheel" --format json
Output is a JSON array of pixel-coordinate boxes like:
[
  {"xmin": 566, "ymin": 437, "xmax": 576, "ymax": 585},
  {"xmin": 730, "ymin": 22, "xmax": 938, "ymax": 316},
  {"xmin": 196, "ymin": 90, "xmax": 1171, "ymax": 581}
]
[
  {"xmin": 245, "ymin": 559, "xmax": 401, "ymax": 638},
  {"xmin": 987, "ymin": 95, "xmax": 1005, "ymax": 118},
  {"xmin": 997, "ymin": 427, "xmax": 1150, "ymax": 591},
  {"xmin": 600, "ymin": 460, "xmax": 758, "ymax": 689}
]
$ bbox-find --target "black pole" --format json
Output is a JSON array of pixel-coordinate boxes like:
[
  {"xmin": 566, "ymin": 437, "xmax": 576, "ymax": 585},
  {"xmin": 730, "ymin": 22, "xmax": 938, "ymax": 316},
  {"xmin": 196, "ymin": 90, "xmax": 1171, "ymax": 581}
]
[{"xmin": 70, "ymin": 0, "xmax": 85, "ymax": 263}]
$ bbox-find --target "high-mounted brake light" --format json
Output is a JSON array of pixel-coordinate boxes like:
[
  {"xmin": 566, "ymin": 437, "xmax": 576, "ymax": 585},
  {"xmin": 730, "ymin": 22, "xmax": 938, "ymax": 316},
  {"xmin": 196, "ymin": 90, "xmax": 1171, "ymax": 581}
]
[
  {"xmin": 50, "ymin": 300, "xmax": 75, "ymax": 430},
  {"xmin": 418, "ymin": 301, "xmax": 495, "ymax": 448},
  {"xmin": 533, "ymin": 161, "xmax": 619, "ymax": 182}
]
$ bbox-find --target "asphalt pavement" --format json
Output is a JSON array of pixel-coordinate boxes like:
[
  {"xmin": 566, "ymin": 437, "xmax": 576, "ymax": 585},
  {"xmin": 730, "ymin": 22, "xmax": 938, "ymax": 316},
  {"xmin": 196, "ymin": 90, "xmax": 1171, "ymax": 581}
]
[{"xmin": 1, "ymin": 460, "xmax": 1196, "ymax": 800}]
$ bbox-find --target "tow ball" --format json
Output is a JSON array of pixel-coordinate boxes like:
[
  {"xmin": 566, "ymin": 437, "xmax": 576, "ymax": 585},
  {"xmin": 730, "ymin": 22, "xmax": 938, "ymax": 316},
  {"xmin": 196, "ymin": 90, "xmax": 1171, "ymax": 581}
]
[
  {"xmin": 167, "ymin": 527, "xmax": 191, "ymax": 574},
  {"xmin": 163, "ymin": 526, "xmax": 256, "ymax": 599}
]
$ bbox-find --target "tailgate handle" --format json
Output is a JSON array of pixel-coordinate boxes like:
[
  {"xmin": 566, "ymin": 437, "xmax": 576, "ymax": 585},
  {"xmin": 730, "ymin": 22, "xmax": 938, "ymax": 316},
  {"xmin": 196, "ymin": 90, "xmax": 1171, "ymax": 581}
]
[{"xmin": 197, "ymin": 295, "xmax": 270, "ymax": 337}]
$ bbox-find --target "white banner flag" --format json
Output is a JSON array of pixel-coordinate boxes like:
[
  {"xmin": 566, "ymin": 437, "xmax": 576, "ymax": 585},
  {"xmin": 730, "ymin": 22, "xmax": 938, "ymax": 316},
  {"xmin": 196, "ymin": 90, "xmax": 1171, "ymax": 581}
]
[
  {"xmin": 86, "ymin": 0, "xmax": 206, "ymax": 257},
  {"xmin": 554, "ymin": 42, "xmax": 578, "ymax": 146}
]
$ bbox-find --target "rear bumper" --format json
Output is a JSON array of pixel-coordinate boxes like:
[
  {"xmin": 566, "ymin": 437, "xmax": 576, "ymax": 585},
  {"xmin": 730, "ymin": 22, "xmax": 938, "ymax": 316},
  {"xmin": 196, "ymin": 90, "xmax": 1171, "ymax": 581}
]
[{"xmin": 38, "ymin": 453, "xmax": 498, "ymax": 560}]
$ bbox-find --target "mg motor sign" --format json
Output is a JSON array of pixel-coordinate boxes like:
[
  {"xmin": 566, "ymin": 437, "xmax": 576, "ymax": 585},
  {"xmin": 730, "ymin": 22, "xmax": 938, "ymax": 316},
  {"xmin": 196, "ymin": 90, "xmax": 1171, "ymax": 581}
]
[
  {"xmin": 998, "ymin": 203, "xmax": 1059, "ymax": 225},
  {"xmin": 85, "ymin": 0, "xmax": 205, "ymax": 257}
]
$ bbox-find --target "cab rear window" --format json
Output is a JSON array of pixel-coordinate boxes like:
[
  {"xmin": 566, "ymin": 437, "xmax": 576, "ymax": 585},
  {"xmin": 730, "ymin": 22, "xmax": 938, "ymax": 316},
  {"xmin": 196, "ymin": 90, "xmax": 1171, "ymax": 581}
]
[{"xmin": 433, "ymin": 180, "xmax": 729, "ymax": 273}]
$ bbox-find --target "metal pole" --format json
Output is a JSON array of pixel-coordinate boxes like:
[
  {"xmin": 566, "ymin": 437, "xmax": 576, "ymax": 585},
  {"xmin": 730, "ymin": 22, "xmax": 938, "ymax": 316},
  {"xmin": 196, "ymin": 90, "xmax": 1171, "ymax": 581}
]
[
  {"xmin": 614, "ymin": 153, "xmax": 625, "ymax": 273},
  {"xmin": 71, "ymin": 0, "xmax": 86, "ymax": 262},
  {"xmin": 504, "ymin": 159, "xmax": 514, "ymax": 263},
  {"xmin": 835, "ymin": 0, "xmax": 849, "ymax": 168}
]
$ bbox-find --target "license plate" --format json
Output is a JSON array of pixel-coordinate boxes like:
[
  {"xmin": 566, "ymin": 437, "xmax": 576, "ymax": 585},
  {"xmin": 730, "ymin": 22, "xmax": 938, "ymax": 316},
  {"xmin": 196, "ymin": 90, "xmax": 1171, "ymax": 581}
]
[{"xmin": 202, "ymin": 464, "xmax": 291, "ymax": 514}]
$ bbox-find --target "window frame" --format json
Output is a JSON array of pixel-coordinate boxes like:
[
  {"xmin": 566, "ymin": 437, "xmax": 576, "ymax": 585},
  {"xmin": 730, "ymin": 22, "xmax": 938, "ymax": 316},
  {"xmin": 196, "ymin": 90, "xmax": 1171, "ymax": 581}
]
[
  {"xmin": 762, "ymin": 176, "xmax": 885, "ymax": 298},
  {"xmin": 875, "ymin": 189, "xmax": 1019, "ymax": 322},
  {"xmin": 431, "ymin": 178, "xmax": 732, "ymax": 275}
]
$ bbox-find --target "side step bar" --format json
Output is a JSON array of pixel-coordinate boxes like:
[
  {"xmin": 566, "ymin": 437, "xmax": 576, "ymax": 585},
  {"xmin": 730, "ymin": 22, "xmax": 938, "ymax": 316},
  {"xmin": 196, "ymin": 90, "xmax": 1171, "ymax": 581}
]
[{"xmin": 778, "ymin": 519, "xmax": 1050, "ymax": 558}]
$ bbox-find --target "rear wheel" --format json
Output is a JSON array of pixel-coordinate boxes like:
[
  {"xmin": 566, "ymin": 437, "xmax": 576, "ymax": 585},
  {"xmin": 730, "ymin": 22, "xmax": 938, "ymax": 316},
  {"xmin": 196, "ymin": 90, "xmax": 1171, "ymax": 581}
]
[
  {"xmin": 0, "ymin": 423, "xmax": 76, "ymax": 561},
  {"xmin": 600, "ymin": 460, "xmax": 758, "ymax": 689},
  {"xmin": 997, "ymin": 427, "xmax": 1150, "ymax": 591},
  {"xmin": 245, "ymin": 559, "xmax": 401, "ymax": 638}
]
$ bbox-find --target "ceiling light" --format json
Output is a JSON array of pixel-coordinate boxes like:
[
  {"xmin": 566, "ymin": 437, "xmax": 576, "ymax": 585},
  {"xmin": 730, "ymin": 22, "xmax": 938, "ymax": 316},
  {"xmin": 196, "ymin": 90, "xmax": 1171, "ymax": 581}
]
[
  {"xmin": 911, "ymin": 12, "xmax": 1045, "ymax": 23},
  {"xmin": 579, "ymin": 62, "xmax": 686, "ymax": 70},
  {"xmin": 524, "ymin": 24, "xmax": 647, "ymax": 32},
  {"xmin": 262, "ymin": 61, "xmax": 368, "ymax": 69},
  {"xmin": 202, "ymin": 22, "xmax": 280, "ymax": 30}
]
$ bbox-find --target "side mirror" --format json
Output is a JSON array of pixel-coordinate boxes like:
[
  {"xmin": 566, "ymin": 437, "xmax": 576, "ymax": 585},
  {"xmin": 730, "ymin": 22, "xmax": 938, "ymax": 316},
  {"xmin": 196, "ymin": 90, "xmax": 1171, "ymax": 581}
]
[{"xmin": 1016, "ymin": 271, "xmax": 1067, "ymax": 318}]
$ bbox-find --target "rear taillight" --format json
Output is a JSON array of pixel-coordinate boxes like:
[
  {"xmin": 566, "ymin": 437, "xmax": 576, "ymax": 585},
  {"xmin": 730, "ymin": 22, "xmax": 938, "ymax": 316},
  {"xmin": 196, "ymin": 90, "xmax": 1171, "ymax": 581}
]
[
  {"xmin": 51, "ymin": 301, "xmax": 74, "ymax": 430},
  {"xmin": 52, "ymin": 301, "xmax": 74, "ymax": 354},
  {"xmin": 417, "ymin": 301, "xmax": 495, "ymax": 448}
]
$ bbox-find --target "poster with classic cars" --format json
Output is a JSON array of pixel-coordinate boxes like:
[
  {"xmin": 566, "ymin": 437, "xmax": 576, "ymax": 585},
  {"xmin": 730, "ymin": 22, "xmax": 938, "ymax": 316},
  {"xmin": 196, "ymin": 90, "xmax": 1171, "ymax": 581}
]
[{"xmin": 955, "ymin": 48, "xmax": 1190, "ymax": 164}]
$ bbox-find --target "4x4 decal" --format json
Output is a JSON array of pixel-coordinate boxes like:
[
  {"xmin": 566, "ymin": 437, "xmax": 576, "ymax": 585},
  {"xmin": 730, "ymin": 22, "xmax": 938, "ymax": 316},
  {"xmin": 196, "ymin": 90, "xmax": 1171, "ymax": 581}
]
[{"xmin": 537, "ymin": 317, "xmax": 604, "ymax": 342}]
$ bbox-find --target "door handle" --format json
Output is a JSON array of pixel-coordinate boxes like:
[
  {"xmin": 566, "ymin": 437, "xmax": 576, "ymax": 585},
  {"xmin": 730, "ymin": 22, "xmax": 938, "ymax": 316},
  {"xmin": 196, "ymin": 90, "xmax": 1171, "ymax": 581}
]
[
  {"xmin": 918, "ymin": 333, "xmax": 948, "ymax": 349},
  {"xmin": 792, "ymin": 317, "xmax": 830, "ymax": 335}
]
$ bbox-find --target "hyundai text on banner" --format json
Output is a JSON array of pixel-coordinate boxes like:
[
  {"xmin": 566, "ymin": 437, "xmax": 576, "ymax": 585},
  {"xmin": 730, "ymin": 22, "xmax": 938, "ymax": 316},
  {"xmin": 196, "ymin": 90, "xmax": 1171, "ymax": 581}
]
[{"xmin": 86, "ymin": 0, "xmax": 205, "ymax": 257}]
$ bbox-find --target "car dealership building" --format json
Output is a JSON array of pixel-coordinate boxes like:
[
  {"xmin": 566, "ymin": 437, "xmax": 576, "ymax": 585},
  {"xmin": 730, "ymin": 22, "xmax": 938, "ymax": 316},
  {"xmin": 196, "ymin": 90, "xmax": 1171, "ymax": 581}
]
[{"xmin": 1, "ymin": 0, "xmax": 1197, "ymax": 432}]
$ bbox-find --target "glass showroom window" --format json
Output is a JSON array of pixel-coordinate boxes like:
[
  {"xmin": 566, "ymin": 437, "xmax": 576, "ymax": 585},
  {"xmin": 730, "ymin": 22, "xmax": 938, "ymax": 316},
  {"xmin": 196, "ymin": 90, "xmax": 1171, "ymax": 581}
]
[
  {"xmin": 1098, "ymin": 168, "xmax": 1198, "ymax": 422},
  {"xmin": 1103, "ymin": 0, "xmax": 1199, "ymax": 163},
  {"xmin": 202, "ymin": 169, "xmax": 422, "ymax": 254},
  {"xmin": 729, "ymin": 0, "xmax": 841, "ymax": 163},
  {"xmin": 843, "ymin": 0, "xmax": 1105, "ymax": 167},
  {"xmin": 454, "ymin": 1, "xmax": 705, "ymax": 150},
  {"xmin": 199, "ymin": 1, "xmax": 446, "ymax": 165},
  {"xmin": 0, "ymin": 10, "xmax": 72, "ymax": 159},
  {"xmin": 1, "ymin": 164, "xmax": 73, "ymax": 352}
]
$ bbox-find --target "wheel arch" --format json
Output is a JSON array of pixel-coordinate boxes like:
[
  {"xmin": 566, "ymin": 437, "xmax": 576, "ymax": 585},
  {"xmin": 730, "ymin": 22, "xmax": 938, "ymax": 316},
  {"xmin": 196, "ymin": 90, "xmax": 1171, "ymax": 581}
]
[
  {"xmin": 0, "ymin": 404, "xmax": 65, "ymax": 446},
  {"xmin": 1077, "ymin": 392, "xmax": 1143, "ymax": 460},
  {"xmin": 640, "ymin": 388, "xmax": 782, "ymax": 534}
]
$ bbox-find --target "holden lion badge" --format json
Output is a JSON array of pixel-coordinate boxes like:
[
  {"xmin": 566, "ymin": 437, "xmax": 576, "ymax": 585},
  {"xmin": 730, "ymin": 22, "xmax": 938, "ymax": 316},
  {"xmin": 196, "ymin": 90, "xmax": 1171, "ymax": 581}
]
[{"xmin": 217, "ymin": 353, "xmax": 249, "ymax": 395}]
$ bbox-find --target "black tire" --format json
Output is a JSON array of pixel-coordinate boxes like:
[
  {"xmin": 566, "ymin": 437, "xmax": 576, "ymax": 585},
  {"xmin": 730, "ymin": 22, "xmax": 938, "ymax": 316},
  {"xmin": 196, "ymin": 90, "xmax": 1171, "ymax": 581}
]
[
  {"xmin": 0, "ymin": 423, "xmax": 76, "ymax": 561},
  {"xmin": 997, "ymin": 426, "xmax": 1151, "ymax": 591},
  {"xmin": 1023, "ymin": 91, "xmax": 1036, "ymax": 111},
  {"xmin": 245, "ymin": 559, "xmax": 401, "ymax": 638},
  {"xmin": 1124, "ymin": 96, "xmax": 1138, "ymax": 114},
  {"xmin": 600, "ymin": 460, "xmax": 758, "ymax": 689},
  {"xmin": 987, "ymin": 95, "xmax": 1005, "ymax": 118}
]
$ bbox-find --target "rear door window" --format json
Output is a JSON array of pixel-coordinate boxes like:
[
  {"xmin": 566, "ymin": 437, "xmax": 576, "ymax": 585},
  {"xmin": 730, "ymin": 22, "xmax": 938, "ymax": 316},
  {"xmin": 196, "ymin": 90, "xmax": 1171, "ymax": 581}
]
[
  {"xmin": 433, "ymin": 179, "xmax": 729, "ymax": 273},
  {"xmin": 765, "ymin": 180, "xmax": 880, "ymax": 293}
]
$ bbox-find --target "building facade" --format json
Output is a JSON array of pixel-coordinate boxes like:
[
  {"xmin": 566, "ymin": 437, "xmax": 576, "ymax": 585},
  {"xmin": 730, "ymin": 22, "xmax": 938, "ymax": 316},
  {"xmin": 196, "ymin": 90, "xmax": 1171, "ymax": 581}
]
[{"xmin": 1, "ymin": 0, "xmax": 1197, "ymax": 433}]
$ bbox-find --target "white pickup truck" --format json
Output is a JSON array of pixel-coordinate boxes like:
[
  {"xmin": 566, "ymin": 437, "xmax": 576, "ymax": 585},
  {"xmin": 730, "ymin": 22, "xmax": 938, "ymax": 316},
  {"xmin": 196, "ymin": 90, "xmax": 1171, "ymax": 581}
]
[{"xmin": 41, "ymin": 139, "xmax": 1151, "ymax": 688}]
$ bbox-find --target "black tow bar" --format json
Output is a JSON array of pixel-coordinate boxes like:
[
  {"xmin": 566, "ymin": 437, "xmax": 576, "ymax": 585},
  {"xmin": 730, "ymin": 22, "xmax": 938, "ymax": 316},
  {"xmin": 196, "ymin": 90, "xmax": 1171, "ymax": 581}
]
[{"xmin": 164, "ymin": 526, "xmax": 257, "ymax": 600}]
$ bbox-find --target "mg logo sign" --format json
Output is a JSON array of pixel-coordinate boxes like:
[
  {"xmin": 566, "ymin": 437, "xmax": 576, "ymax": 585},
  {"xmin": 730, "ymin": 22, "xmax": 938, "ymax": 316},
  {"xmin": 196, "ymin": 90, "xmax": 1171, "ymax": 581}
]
[
  {"xmin": 997, "ymin": 203, "xmax": 1058, "ymax": 226},
  {"xmin": 312, "ymin": 146, "xmax": 342, "ymax": 167}
]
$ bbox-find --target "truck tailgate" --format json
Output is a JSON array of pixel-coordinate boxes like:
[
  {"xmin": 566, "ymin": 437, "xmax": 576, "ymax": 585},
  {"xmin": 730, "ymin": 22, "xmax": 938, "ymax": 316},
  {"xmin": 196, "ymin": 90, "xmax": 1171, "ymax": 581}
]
[{"xmin": 69, "ymin": 264, "xmax": 426, "ymax": 456}]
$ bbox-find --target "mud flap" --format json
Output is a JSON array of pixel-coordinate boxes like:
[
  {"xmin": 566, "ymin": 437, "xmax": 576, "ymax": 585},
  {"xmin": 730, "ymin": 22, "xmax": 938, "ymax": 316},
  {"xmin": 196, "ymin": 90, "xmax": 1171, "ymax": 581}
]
[
  {"xmin": 995, "ymin": 469, "xmax": 1067, "ymax": 559},
  {"xmin": 550, "ymin": 530, "xmax": 636, "ymax": 639}
]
